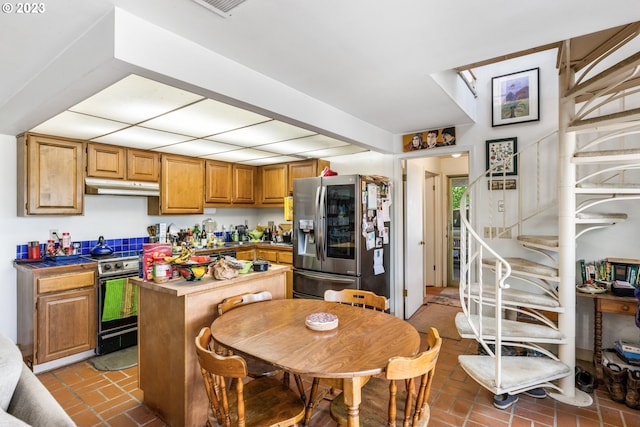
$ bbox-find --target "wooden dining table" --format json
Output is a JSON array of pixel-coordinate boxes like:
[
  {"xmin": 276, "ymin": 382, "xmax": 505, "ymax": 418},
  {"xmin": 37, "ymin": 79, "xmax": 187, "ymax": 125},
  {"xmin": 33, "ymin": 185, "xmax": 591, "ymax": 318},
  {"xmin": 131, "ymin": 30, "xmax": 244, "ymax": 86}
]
[{"xmin": 211, "ymin": 298, "xmax": 421, "ymax": 427}]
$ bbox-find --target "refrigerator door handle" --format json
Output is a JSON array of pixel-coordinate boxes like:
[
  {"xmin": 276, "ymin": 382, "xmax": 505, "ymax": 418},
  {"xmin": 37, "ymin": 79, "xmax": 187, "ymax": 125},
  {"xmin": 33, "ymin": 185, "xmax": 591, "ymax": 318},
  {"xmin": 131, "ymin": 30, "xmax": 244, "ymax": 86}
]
[
  {"xmin": 318, "ymin": 185, "xmax": 327, "ymax": 261},
  {"xmin": 296, "ymin": 269, "xmax": 355, "ymax": 283},
  {"xmin": 314, "ymin": 185, "xmax": 322, "ymax": 261}
]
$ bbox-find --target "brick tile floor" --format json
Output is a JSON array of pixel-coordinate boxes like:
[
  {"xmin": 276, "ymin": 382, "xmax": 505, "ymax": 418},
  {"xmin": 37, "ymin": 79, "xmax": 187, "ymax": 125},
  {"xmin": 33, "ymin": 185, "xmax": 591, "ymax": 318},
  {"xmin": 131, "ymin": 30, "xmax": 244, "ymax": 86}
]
[{"xmin": 37, "ymin": 289, "xmax": 638, "ymax": 426}]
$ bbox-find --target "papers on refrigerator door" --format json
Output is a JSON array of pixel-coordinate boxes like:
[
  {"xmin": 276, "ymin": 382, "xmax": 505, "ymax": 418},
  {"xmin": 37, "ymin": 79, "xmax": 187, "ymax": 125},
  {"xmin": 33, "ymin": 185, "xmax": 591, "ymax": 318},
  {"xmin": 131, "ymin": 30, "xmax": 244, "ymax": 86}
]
[
  {"xmin": 373, "ymin": 248, "xmax": 385, "ymax": 275},
  {"xmin": 367, "ymin": 183, "xmax": 378, "ymax": 209}
]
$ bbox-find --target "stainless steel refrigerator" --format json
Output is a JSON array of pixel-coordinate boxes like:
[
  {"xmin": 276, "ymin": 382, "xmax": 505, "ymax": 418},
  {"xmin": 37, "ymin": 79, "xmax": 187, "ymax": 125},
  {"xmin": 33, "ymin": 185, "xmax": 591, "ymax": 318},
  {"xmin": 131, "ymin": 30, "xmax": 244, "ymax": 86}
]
[{"xmin": 293, "ymin": 174, "xmax": 391, "ymax": 299}]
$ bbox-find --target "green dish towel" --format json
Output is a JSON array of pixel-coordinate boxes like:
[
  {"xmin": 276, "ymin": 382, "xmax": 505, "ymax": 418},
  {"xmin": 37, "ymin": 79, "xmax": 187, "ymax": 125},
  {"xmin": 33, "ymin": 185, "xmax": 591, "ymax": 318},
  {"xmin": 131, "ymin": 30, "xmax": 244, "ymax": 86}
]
[{"xmin": 102, "ymin": 278, "xmax": 138, "ymax": 322}]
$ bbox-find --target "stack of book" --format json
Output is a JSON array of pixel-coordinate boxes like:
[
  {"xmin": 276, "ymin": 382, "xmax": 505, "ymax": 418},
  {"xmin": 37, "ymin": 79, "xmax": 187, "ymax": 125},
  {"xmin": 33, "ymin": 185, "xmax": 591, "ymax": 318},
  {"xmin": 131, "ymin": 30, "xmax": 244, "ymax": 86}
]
[{"xmin": 614, "ymin": 340, "xmax": 640, "ymax": 366}]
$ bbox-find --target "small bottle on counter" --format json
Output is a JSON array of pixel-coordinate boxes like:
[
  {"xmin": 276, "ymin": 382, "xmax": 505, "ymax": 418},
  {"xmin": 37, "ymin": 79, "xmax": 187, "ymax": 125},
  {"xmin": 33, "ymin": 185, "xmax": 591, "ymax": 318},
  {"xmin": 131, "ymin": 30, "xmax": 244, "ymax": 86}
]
[
  {"xmin": 46, "ymin": 240, "xmax": 57, "ymax": 256},
  {"xmin": 62, "ymin": 232, "xmax": 71, "ymax": 255}
]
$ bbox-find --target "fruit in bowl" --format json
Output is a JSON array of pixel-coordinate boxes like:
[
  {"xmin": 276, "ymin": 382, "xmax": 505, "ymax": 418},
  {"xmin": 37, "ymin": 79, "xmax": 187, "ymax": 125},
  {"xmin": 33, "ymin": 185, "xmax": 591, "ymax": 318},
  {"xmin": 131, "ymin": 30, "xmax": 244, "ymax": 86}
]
[{"xmin": 175, "ymin": 264, "xmax": 208, "ymax": 281}]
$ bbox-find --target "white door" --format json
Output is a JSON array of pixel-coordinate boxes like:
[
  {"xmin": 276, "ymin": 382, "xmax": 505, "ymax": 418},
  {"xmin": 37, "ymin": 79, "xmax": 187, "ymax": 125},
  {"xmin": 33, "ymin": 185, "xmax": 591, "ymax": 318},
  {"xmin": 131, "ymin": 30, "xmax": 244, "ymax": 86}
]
[
  {"xmin": 424, "ymin": 174, "xmax": 437, "ymax": 287},
  {"xmin": 404, "ymin": 160, "xmax": 425, "ymax": 318}
]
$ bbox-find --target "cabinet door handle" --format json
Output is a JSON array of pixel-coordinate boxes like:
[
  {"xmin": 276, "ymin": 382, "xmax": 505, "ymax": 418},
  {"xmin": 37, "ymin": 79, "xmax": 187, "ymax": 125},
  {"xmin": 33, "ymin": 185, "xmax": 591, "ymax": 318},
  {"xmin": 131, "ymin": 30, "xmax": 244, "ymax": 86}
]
[{"xmin": 622, "ymin": 305, "xmax": 629, "ymax": 311}]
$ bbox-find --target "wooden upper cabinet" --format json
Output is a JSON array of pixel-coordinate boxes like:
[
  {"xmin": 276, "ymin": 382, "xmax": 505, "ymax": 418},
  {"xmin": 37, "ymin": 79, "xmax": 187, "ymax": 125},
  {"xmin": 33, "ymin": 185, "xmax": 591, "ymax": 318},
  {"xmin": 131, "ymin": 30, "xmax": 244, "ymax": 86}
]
[
  {"xmin": 148, "ymin": 154, "xmax": 204, "ymax": 215},
  {"xmin": 205, "ymin": 160, "xmax": 233, "ymax": 204},
  {"xmin": 232, "ymin": 164, "xmax": 256, "ymax": 204},
  {"xmin": 288, "ymin": 159, "xmax": 329, "ymax": 194},
  {"xmin": 127, "ymin": 149, "xmax": 159, "ymax": 182},
  {"xmin": 87, "ymin": 143, "xmax": 159, "ymax": 182},
  {"xmin": 86, "ymin": 143, "xmax": 125, "ymax": 179},
  {"xmin": 17, "ymin": 134, "xmax": 84, "ymax": 215},
  {"xmin": 260, "ymin": 163, "xmax": 288, "ymax": 204}
]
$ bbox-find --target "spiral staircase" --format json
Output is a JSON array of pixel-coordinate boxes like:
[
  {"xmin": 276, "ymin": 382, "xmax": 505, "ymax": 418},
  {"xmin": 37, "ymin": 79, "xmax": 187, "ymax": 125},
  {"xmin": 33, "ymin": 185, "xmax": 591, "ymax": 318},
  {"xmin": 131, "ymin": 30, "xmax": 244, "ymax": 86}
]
[{"xmin": 455, "ymin": 22, "xmax": 640, "ymax": 406}]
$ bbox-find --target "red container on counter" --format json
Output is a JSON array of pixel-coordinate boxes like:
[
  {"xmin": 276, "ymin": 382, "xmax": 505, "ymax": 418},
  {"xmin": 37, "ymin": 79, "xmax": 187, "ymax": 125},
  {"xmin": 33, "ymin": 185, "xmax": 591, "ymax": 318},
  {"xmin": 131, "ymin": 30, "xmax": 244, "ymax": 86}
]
[{"xmin": 28, "ymin": 241, "xmax": 41, "ymax": 259}]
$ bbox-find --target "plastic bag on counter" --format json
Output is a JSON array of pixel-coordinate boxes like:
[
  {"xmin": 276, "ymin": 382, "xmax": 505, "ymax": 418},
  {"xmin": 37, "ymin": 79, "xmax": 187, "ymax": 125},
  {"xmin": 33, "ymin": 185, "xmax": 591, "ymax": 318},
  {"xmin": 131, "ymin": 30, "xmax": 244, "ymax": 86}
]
[{"xmin": 212, "ymin": 258, "xmax": 239, "ymax": 280}]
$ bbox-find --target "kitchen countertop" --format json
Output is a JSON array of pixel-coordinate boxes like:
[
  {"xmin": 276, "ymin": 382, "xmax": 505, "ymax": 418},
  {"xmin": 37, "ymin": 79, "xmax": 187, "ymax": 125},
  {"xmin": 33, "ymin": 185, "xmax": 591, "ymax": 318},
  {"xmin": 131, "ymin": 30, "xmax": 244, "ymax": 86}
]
[
  {"xmin": 131, "ymin": 263, "xmax": 290, "ymax": 297},
  {"xmin": 13, "ymin": 242, "xmax": 291, "ymax": 271},
  {"xmin": 13, "ymin": 257, "xmax": 97, "ymax": 271}
]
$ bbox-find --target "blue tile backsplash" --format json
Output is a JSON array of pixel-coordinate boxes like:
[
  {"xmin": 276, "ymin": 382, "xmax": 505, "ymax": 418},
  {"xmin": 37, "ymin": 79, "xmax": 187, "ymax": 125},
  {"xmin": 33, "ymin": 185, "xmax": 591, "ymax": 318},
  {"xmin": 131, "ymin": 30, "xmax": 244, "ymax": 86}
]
[{"xmin": 15, "ymin": 236, "xmax": 150, "ymax": 260}]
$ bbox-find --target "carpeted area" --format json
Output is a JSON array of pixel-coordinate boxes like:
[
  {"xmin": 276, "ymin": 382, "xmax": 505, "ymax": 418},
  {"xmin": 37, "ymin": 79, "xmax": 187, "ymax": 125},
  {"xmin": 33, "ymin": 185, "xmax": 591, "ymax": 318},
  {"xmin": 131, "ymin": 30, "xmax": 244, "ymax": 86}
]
[
  {"xmin": 90, "ymin": 345, "xmax": 138, "ymax": 371},
  {"xmin": 408, "ymin": 303, "xmax": 462, "ymax": 341}
]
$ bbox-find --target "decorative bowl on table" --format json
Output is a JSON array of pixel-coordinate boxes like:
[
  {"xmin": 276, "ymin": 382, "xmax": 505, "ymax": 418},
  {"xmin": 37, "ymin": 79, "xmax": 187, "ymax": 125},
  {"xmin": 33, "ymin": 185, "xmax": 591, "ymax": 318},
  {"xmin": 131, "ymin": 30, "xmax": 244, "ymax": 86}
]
[
  {"xmin": 305, "ymin": 312, "xmax": 339, "ymax": 331},
  {"xmin": 174, "ymin": 264, "xmax": 208, "ymax": 281}
]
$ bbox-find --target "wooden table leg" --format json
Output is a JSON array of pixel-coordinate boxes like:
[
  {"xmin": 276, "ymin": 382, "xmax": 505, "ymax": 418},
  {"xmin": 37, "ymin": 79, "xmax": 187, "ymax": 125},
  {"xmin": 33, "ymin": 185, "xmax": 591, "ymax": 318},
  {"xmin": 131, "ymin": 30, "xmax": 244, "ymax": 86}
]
[
  {"xmin": 342, "ymin": 377, "xmax": 363, "ymax": 427},
  {"xmin": 594, "ymin": 299, "xmax": 603, "ymax": 379}
]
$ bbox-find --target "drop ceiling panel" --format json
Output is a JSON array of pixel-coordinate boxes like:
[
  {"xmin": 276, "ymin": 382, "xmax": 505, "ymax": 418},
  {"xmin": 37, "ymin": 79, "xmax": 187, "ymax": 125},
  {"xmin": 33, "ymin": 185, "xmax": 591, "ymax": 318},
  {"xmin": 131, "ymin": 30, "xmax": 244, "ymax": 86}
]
[
  {"xmin": 159, "ymin": 139, "xmax": 241, "ymax": 156},
  {"xmin": 208, "ymin": 120, "xmax": 316, "ymax": 147},
  {"xmin": 260, "ymin": 134, "xmax": 348, "ymax": 154},
  {"xmin": 26, "ymin": 74, "xmax": 358, "ymax": 164},
  {"xmin": 210, "ymin": 147, "xmax": 278, "ymax": 162},
  {"xmin": 30, "ymin": 111, "xmax": 129, "ymax": 140},
  {"xmin": 242, "ymin": 155, "xmax": 304, "ymax": 166},
  {"xmin": 69, "ymin": 75, "xmax": 204, "ymax": 124},
  {"xmin": 140, "ymin": 98, "xmax": 270, "ymax": 137},
  {"xmin": 92, "ymin": 126, "xmax": 193, "ymax": 149}
]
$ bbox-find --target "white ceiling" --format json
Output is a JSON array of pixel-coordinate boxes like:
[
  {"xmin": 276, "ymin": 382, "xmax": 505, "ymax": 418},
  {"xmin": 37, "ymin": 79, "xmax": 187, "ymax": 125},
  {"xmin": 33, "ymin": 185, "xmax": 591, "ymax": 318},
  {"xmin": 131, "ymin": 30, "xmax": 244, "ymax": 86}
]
[{"xmin": 1, "ymin": 0, "xmax": 640, "ymax": 163}]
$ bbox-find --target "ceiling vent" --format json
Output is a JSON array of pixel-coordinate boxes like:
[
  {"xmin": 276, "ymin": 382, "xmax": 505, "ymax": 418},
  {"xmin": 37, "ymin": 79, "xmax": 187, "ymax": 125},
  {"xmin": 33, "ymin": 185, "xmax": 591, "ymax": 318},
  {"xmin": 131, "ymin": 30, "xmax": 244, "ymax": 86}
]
[{"xmin": 191, "ymin": 0, "xmax": 248, "ymax": 17}]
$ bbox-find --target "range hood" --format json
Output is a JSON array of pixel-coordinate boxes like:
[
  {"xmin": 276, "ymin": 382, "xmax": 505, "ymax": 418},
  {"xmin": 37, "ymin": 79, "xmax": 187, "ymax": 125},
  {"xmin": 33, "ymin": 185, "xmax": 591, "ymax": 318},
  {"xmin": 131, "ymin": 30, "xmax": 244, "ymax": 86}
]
[{"xmin": 85, "ymin": 177, "xmax": 160, "ymax": 196}]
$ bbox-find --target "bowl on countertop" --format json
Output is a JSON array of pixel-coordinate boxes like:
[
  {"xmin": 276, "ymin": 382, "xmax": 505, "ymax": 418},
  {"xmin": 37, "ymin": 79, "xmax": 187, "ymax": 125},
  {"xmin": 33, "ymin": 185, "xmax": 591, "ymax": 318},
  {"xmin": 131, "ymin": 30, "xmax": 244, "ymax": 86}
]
[{"xmin": 174, "ymin": 264, "xmax": 208, "ymax": 281}]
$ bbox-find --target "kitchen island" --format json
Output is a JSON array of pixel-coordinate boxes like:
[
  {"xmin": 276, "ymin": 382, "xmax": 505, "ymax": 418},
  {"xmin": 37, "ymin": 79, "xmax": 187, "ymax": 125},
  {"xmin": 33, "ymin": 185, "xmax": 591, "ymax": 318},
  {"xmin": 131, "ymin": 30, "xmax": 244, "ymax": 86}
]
[{"xmin": 131, "ymin": 263, "xmax": 289, "ymax": 427}]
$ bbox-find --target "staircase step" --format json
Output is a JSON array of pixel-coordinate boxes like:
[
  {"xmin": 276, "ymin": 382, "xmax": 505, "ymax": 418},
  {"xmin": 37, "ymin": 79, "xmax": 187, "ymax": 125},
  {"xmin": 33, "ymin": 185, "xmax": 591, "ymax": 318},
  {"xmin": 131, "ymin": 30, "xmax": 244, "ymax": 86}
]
[
  {"xmin": 576, "ymin": 182, "xmax": 640, "ymax": 194},
  {"xmin": 483, "ymin": 257, "xmax": 559, "ymax": 280},
  {"xmin": 575, "ymin": 212, "xmax": 627, "ymax": 224},
  {"xmin": 517, "ymin": 235, "xmax": 558, "ymax": 251},
  {"xmin": 468, "ymin": 284, "xmax": 562, "ymax": 311},
  {"xmin": 458, "ymin": 355, "xmax": 571, "ymax": 395},
  {"xmin": 455, "ymin": 313, "xmax": 565, "ymax": 343},
  {"xmin": 572, "ymin": 148, "xmax": 640, "ymax": 164}
]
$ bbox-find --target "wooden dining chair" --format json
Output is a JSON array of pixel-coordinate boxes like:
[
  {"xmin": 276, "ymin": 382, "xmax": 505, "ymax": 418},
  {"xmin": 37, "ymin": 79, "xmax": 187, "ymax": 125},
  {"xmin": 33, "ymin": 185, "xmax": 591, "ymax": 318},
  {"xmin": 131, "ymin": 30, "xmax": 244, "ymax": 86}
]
[
  {"xmin": 329, "ymin": 327, "xmax": 442, "ymax": 427},
  {"xmin": 324, "ymin": 288, "xmax": 390, "ymax": 311},
  {"xmin": 195, "ymin": 327, "xmax": 306, "ymax": 427},
  {"xmin": 217, "ymin": 291, "xmax": 306, "ymax": 403},
  {"xmin": 304, "ymin": 289, "xmax": 389, "ymax": 424}
]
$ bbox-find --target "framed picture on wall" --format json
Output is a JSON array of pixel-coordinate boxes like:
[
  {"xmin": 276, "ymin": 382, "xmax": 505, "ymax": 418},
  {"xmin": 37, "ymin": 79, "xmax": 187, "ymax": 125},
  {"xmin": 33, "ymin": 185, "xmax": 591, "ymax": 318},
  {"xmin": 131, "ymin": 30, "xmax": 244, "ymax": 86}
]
[
  {"xmin": 486, "ymin": 137, "xmax": 518, "ymax": 176},
  {"xmin": 491, "ymin": 68, "xmax": 539, "ymax": 127},
  {"xmin": 488, "ymin": 179, "xmax": 517, "ymax": 190}
]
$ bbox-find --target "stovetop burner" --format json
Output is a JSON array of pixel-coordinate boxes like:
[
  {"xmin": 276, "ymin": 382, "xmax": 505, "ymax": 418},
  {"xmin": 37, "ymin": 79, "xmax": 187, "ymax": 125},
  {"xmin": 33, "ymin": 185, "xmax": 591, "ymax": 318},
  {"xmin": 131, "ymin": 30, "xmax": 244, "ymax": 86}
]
[{"xmin": 82, "ymin": 251, "xmax": 140, "ymax": 277}]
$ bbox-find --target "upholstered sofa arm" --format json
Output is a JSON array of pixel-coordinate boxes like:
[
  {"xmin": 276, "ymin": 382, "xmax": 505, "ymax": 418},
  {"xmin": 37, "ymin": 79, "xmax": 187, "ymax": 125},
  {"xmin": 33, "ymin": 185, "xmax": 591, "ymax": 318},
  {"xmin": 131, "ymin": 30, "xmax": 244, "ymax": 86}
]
[
  {"xmin": 0, "ymin": 407, "xmax": 30, "ymax": 426},
  {"xmin": 7, "ymin": 364, "xmax": 76, "ymax": 427}
]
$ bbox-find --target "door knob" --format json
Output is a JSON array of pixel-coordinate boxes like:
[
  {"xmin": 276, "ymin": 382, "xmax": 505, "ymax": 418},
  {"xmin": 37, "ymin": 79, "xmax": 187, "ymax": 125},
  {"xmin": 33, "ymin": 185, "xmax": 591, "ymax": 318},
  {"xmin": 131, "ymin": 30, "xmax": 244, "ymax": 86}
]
[{"xmin": 419, "ymin": 241, "xmax": 425, "ymax": 245}]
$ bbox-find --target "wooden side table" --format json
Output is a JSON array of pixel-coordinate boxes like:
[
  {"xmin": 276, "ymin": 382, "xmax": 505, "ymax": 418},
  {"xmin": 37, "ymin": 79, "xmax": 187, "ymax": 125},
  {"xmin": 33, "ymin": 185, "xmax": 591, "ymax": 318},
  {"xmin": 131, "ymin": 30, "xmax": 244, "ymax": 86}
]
[{"xmin": 577, "ymin": 292, "xmax": 637, "ymax": 377}]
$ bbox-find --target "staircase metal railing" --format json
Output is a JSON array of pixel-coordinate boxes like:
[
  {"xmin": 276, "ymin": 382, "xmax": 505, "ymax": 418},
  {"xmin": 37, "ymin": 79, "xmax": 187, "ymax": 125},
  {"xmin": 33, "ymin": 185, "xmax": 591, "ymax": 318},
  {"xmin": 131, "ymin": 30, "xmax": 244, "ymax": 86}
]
[{"xmin": 459, "ymin": 130, "xmax": 562, "ymax": 391}]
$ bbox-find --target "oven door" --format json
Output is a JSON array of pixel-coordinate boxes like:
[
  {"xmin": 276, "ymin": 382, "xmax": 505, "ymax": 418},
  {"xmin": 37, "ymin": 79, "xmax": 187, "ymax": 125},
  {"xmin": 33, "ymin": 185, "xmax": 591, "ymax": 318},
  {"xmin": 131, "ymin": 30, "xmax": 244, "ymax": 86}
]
[
  {"xmin": 293, "ymin": 269, "xmax": 359, "ymax": 300},
  {"xmin": 97, "ymin": 273, "xmax": 139, "ymax": 354}
]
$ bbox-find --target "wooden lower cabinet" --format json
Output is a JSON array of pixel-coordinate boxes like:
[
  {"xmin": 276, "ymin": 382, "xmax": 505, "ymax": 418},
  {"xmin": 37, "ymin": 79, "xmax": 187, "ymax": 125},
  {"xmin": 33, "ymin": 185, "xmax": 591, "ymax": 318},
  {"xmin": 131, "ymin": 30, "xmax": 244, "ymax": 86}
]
[
  {"xmin": 16, "ymin": 263, "xmax": 97, "ymax": 367},
  {"xmin": 257, "ymin": 247, "xmax": 293, "ymax": 298},
  {"xmin": 37, "ymin": 287, "xmax": 96, "ymax": 363},
  {"xmin": 235, "ymin": 248, "xmax": 255, "ymax": 261}
]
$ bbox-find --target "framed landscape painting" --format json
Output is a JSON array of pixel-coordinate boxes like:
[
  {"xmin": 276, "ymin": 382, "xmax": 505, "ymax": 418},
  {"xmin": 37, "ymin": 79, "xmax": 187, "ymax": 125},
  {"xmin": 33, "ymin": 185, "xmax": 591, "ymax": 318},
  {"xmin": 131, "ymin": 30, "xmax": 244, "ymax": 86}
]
[{"xmin": 491, "ymin": 68, "xmax": 539, "ymax": 127}]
